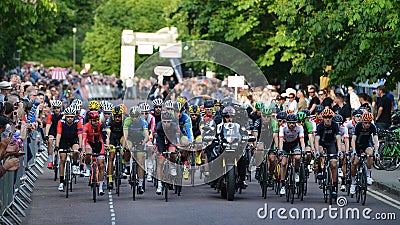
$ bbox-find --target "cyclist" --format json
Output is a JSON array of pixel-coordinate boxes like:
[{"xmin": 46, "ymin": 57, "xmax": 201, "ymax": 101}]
[
  {"xmin": 332, "ymin": 114, "xmax": 349, "ymax": 191},
  {"xmin": 83, "ymin": 111, "xmax": 107, "ymax": 195},
  {"xmin": 55, "ymin": 107, "xmax": 83, "ymax": 192},
  {"xmin": 84, "ymin": 100, "xmax": 101, "ymax": 124},
  {"xmin": 350, "ymin": 112, "xmax": 379, "ymax": 194},
  {"xmin": 297, "ymin": 111, "xmax": 314, "ymax": 171},
  {"xmin": 344, "ymin": 109, "xmax": 363, "ymax": 137},
  {"xmin": 123, "ymin": 106, "xmax": 149, "ymax": 194},
  {"xmin": 313, "ymin": 105, "xmax": 325, "ymax": 125},
  {"xmin": 139, "ymin": 102, "xmax": 156, "ymax": 182},
  {"xmin": 155, "ymin": 111, "xmax": 180, "ymax": 195},
  {"xmin": 100, "ymin": 101, "xmax": 113, "ymax": 124},
  {"xmin": 253, "ymin": 106, "xmax": 277, "ymax": 186},
  {"xmin": 278, "ymin": 114, "xmax": 306, "ymax": 195},
  {"xmin": 314, "ymin": 108, "xmax": 342, "ymax": 196},
  {"xmin": 151, "ymin": 98, "xmax": 163, "ymax": 124},
  {"xmin": 105, "ymin": 106, "xmax": 125, "ymax": 190},
  {"xmin": 45, "ymin": 100, "xmax": 63, "ymax": 169},
  {"xmin": 203, "ymin": 99, "xmax": 215, "ymax": 124},
  {"xmin": 188, "ymin": 104, "xmax": 209, "ymax": 175},
  {"xmin": 173, "ymin": 101, "xmax": 194, "ymax": 179}
]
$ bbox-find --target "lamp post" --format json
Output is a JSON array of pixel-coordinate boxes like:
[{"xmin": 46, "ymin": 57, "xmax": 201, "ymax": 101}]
[{"xmin": 72, "ymin": 27, "xmax": 77, "ymax": 71}]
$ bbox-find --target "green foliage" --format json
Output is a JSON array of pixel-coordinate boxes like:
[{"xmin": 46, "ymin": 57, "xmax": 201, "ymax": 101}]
[{"xmin": 82, "ymin": 0, "xmax": 175, "ymax": 76}]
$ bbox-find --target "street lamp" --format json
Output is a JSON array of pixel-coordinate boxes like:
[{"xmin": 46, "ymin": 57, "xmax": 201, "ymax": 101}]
[{"xmin": 72, "ymin": 27, "xmax": 77, "ymax": 71}]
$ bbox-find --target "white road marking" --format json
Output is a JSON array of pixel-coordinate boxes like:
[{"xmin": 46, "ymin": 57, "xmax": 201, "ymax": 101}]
[
  {"xmin": 108, "ymin": 191, "xmax": 116, "ymax": 224},
  {"xmin": 368, "ymin": 191, "xmax": 400, "ymax": 210}
]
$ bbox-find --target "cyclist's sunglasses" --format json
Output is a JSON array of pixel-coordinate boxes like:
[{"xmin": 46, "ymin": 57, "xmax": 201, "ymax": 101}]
[
  {"xmin": 278, "ymin": 119, "xmax": 285, "ymax": 123},
  {"xmin": 104, "ymin": 112, "xmax": 112, "ymax": 115},
  {"xmin": 323, "ymin": 116, "xmax": 332, "ymax": 119},
  {"xmin": 114, "ymin": 115, "xmax": 122, "ymax": 118},
  {"xmin": 142, "ymin": 112, "xmax": 149, "ymax": 115},
  {"xmin": 287, "ymin": 122, "xmax": 296, "ymax": 125},
  {"xmin": 154, "ymin": 106, "xmax": 162, "ymax": 109},
  {"xmin": 354, "ymin": 114, "xmax": 362, "ymax": 118},
  {"xmin": 65, "ymin": 116, "xmax": 74, "ymax": 119},
  {"xmin": 190, "ymin": 114, "xmax": 198, "ymax": 117}
]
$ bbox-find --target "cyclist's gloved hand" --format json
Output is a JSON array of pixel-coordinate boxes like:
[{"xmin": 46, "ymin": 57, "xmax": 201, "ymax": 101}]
[
  {"xmin": 78, "ymin": 148, "xmax": 82, "ymax": 152},
  {"xmin": 278, "ymin": 149, "xmax": 284, "ymax": 155},
  {"xmin": 54, "ymin": 146, "xmax": 59, "ymax": 152},
  {"xmin": 374, "ymin": 151, "xmax": 380, "ymax": 159},
  {"xmin": 44, "ymin": 136, "xmax": 49, "ymax": 141},
  {"xmin": 315, "ymin": 151, "xmax": 320, "ymax": 158}
]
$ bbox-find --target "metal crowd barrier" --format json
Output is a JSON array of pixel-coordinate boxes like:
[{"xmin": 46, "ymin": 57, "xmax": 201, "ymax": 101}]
[
  {"xmin": 85, "ymin": 84, "xmax": 120, "ymax": 100},
  {"xmin": 0, "ymin": 128, "xmax": 48, "ymax": 225}
]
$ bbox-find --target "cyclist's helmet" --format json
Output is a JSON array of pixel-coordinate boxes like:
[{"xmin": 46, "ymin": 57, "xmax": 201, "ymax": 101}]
[
  {"xmin": 270, "ymin": 105, "xmax": 280, "ymax": 114},
  {"xmin": 152, "ymin": 98, "xmax": 163, "ymax": 107},
  {"xmin": 88, "ymin": 100, "xmax": 100, "ymax": 111},
  {"xmin": 221, "ymin": 97, "xmax": 235, "ymax": 106},
  {"xmin": 112, "ymin": 106, "xmax": 123, "ymax": 115},
  {"xmin": 254, "ymin": 101, "xmax": 264, "ymax": 111},
  {"xmin": 353, "ymin": 109, "xmax": 363, "ymax": 116},
  {"xmin": 174, "ymin": 101, "xmax": 185, "ymax": 112},
  {"xmin": 72, "ymin": 99, "xmax": 83, "ymax": 106},
  {"xmin": 391, "ymin": 112, "xmax": 400, "ymax": 125},
  {"xmin": 277, "ymin": 111, "xmax": 287, "ymax": 120},
  {"xmin": 321, "ymin": 108, "xmax": 334, "ymax": 117},
  {"xmin": 285, "ymin": 109, "xmax": 294, "ymax": 114},
  {"xmin": 64, "ymin": 107, "xmax": 76, "ymax": 116},
  {"xmin": 99, "ymin": 100, "xmax": 108, "ymax": 110},
  {"xmin": 129, "ymin": 106, "xmax": 141, "ymax": 117},
  {"xmin": 315, "ymin": 105, "xmax": 324, "ymax": 114},
  {"xmin": 176, "ymin": 96, "xmax": 188, "ymax": 105},
  {"xmin": 188, "ymin": 105, "xmax": 200, "ymax": 114},
  {"xmin": 164, "ymin": 100, "xmax": 174, "ymax": 109},
  {"xmin": 103, "ymin": 102, "xmax": 113, "ymax": 112},
  {"xmin": 88, "ymin": 111, "xmax": 100, "ymax": 120},
  {"xmin": 118, "ymin": 103, "xmax": 127, "ymax": 114},
  {"xmin": 222, "ymin": 106, "xmax": 236, "ymax": 117},
  {"xmin": 262, "ymin": 107, "xmax": 271, "ymax": 116},
  {"xmin": 286, "ymin": 114, "xmax": 298, "ymax": 122},
  {"xmin": 301, "ymin": 109, "xmax": 311, "ymax": 118},
  {"xmin": 332, "ymin": 114, "xmax": 344, "ymax": 124},
  {"xmin": 214, "ymin": 99, "xmax": 221, "ymax": 106},
  {"xmin": 51, "ymin": 100, "xmax": 62, "ymax": 108},
  {"xmin": 139, "ymin": 102, "xmax": 151, "ymax": 112},
  {"xmin": 297, "ymin": 111, "xmax": 307, "ymax": 122},
  {"xmin": 161, "ymin": 111, "xmax": 173, "ymax": 121},
  {"xmin": 204, "ymin": 100, "xmax": 214, "ymax": 108},
  {"xmin": 361, "ymin": 112, "xmax": 373, "ymax": 122},
  {"xmin": 72, "ymin": 103, "xmax": 81, "ymax": 112}
]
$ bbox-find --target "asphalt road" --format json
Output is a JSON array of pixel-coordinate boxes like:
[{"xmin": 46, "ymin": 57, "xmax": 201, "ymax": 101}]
[{"xmin": 25, "ymin": 168, "xmax": 399, "ymax": 225}]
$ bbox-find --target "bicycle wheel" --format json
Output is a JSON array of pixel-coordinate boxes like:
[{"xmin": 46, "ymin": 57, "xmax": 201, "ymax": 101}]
[
  {"xmin": 323, "ymin": 166, "xmax": 328, "ymax": 203},
  {"xmin": 175, "ymin": 160, "xmax": 182, "ymax": 196},
  {"xmin": 275, "ymin": 164, "xmax": 281, "ymax": 196},
  {"xmin": 116, "ymin": 153, "xmax": 122, "ymax": 196},
  {"xmin": 361, "ymin": 166, "xmax": 367, "ymax": 205},
  {"xmin": 286, "ymin": 166, "xmax": 291, "ymax": 202},
  {"xmin": 190, "ymin": 152, "xmax": 196, "ymax": 187},
  {"xmin": 131, "ymin": 161, "xmax": 137, "ymax": 201},
  {"xmin": 299, "ymin": 163, "xmax": 305, "ymax": 201},
  {"xmin": 327, "ymin": 166, "xmax": 333, "ymax": 205},
  {"xmin": 54, "ymin": 153, "xmax": 58, "ymax": 181},
  {"xmin": 261, "ymin": 162, "xmax": 268, "ymax": 199},
  {"xmin": 346, "ymin": 160, "xmax": 352, "ymax": 196},
  {"xmin": 65, "ymin": 161, "xmax": 70, "ymax": 198},
  {"xmin": 92, "ymin": 164, "xmax": 97, "ymax": 203},
  {"xmin": 356, "ymin": 171, "xmax": 361, "ymax": 203}
]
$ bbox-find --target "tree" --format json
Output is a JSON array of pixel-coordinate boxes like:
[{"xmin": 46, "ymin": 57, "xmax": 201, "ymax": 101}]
[
  {"xmin": 264, "ymin": 0, "xmax": 400, "ymax": 89},
  {"xmin": 82, "ymin": 0, "xmax": 175, "ymax": 75}
]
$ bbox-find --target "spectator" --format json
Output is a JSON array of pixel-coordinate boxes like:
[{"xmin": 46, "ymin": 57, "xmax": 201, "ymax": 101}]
[
  {"xmin": 375, "ymin": 85, "xmax": 392, "ymax": 130},
  {"xmin": 0, "ymin": 81, "xmax": 13, "ymax": 102},
  {"xmin": 287, "ymin": 92, "xmax": 298, "ymax": 113},
  {"xmin": 276, "ymin": 95, "xmax": 287, "ymax": 111},
  {"xmin": 319, "ymin": 89, "xmax": 334, "ymax": 109},
  {"xmin": 347, "ymin": 85, "xmax": 361, "ymax": 110},
  {"xmin": 332, "ymin": 93, "xmax": 351, "ymax": 121},
  {"xmin": 358, "ymin": 93, "xmax": 372, "ymax": 112},
  {"xmin": 296, "ymin": 89, "xmax": 307, "ymax": 111},
  {"xmin": 307, "ymin": 86, "xmax": 320, "ymax": 114}
]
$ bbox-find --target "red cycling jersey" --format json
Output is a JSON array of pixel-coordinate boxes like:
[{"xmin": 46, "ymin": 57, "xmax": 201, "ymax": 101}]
[{"xmin": 82, "ymin": 122, "xmax": 105, "ymax": 154}]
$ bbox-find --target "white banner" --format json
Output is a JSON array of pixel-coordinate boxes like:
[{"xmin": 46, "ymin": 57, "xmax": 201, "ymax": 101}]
[{"xmin": 120, "ymin": 45, "xmax": 135, "ymax": 80}]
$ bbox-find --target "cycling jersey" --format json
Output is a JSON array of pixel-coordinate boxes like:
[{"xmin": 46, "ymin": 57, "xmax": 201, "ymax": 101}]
[
  {"xmin": 191, "ymin": 114, "xmax": 204, "ymax": 138},
  {"xmin": 299, "ymin": 121, "xmax": 314, "ymax": 146},
  {"xmin": 203, "ymin": 114, "xmax": 214, "ymax": 124},
  {"xmin": 338, "ymin": 124, "xmax": 349, "ymax": 139},
  {"xmin": 106, "ymin": 119, "xmax": 124, "ymax": 146},
  {"xmin": 144, "ymin": 113, "xmax": 156, "ymax": 136},
  {"xmin": 279, "ymin": 124, "xmax": 304, "ymax": 152},
  {"xmin": 155, "ymin": 121, "xmax": 180, "ymax": 153},
  {"xmin": 315, "ymin": 122, "xmax": 340, "ymax": 154},
  {"xmin": 56, "ymin": 118, "xmax": 83, "ymax": 149},
  {"xmin": 344, "ymin": 120, "xmax": 356, "ymax": 136},
  {"xmin": 353, "ymin": 122, "xmax": 377, "ymax": 152},
  {"xmin": 83, "ymin": 122, "xmax": 106, "ymax": 154},
  {"xmin": 150, "ymin": 109, "xmax": 162, "ymax": 124},
  {"xmin": 123, "ymin": 117, "xmax": 148, "ymax": 144},
  {"xmin": 177, "ymin": 112, "xmax": 194, "ymax": 142},
  {"xmin": 46, "ymin": 111, "xmax": 63, "ymax": 136}
]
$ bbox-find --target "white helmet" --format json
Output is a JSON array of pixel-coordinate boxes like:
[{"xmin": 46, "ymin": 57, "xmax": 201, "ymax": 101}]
[
  {"xmin": 164, "ymin": 100, "xmax": 174, "ymax": 109},
  {"xmin": 64, "ymin": 107, "xmax": 76, "ymax": 116},
  {"xmin": 103, "ymin": 102, "xmax": 113, "ymax": 112},
  {"xmin": 139, "ymin": 102, "xmax": 151, "ymax": 112},
  {"xmin": 152, "ymin": 98, "xmax": 163, "ymax": 107},
  {"xmin": 51, "ymin": 100, "xmax": 62, "ymax": 108},
  {"xmin": 72, "ymin": 99, "xmax": 83, "ymax": 106}
]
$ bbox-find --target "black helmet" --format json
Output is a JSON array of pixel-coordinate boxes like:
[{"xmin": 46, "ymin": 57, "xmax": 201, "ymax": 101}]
[
  {"xmin": 204, "ymin": 100, "xmax": 214, "ymax": 108},
  {"xmin": 286, "ymin": 114, "xmax": 298, "ymax": 122},
  {"xmin": 353, "ymin": 109, "xmax": 363, "ymax": 116},
  {"xmin": 332, "ymin": 114, "xmax": 343, "ymax": 124},
  {"xmin": 301, "ymin": 109, "xmax": 311, "ymax": 117},
  {"xmin": 315, "ymin": 105, "xmax": 324, "ymax": 114},
  {"xmin": 277, "ymin": 111, "xmax": 287, "ymax": 120},
  {"xmin": 392, "ymin": 112, "xmax": 400, "ymax": 125},
  {"xmin": 222, "ymin": 106, "xmax": 236, "ymax": 117}
]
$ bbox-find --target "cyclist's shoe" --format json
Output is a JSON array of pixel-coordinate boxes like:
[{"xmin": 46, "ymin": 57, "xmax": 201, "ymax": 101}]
[
  {"xmin": 240, "ymin": 180, "xmax": 248, "ymax": 189},
  {"xmin": 99, "ymin": 187, "xmax": 105, "ymax": 196},
  {"xmin": 170, "ymin": 164, "xmax": 177, "ymax": 176},
  {"xmin": 122, "ymin": 172, "xmax": 128, "ymax": 179},
  {"xmin": 255, "ymin": 167, "xmax": 260, "ymax": 180},
  {"xmin": 80, "ymin": 170, "xmax": 85, "ymax": 177},
  {"xmin": 138, "ymin": 186, "xmax": 145, "ymax": 194},
  {"xmin": 156, "ymin": 186, "xmax": 162, "ymax": 195},
  {"xmin": 183, "ymin": 167, "xmax": 189, "ymax": 179},
  {"xmin": 268, "ymin": 175, "xmax": 274, "ymax": 187},
  {"xmin": 58, "ymin": 183, "xmax": 64, "ymax": 192},
  {"xmin": 72, "ymin": 166, "xmax": 80, "ymax": 175},
  {"xmin": 331, "ymin": 191, "xmax": 337, "ymax": 198},
  {"xmin": 84, "ymin": 169, "xmax": 91, "ymax": 177},
  {"xmin": 107, "ymin": 182, "xmax": 114, "ymax": 190},
  {"xmin": 340, "ymin": 185, "xmax": 346, "ymax": 192},
  {"xmin": 307, "ymin": 164, "xmax": 312, "ymax": 172},
  {"xmin": 350, "ymin": 184, "xmax": 356, "ymax": 194},
  {"xmin": 280, "ymin": 186, "xmax": 286, "ymax": 195},
  {"xmin": 47, "ymin": 162, "xmax": 53, "ymax": 169},
  {"xmin": 317, "ymin": 173, "xmax": 323, "ymax": 180},
  {"xmin": 338, "ymin": 168, "xmax": 344, "ymax": 177},
  {"xmin": 146, "ymin": 174, "xmax": 153, "ymax": 182},
  {"xmin": 367, "ymin": 177, "xmax": 373, "ymax": 185},
  {"xmin": 196, "ymin": 152, "xmax": 202, "ymax": 165},
  {"xmin": 204, "ymin": 171, "xmax": 210, "ymax": 177},
  {"xmin": 295, "ymin": 172, "xmax": 300, "ymax": 183}
]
